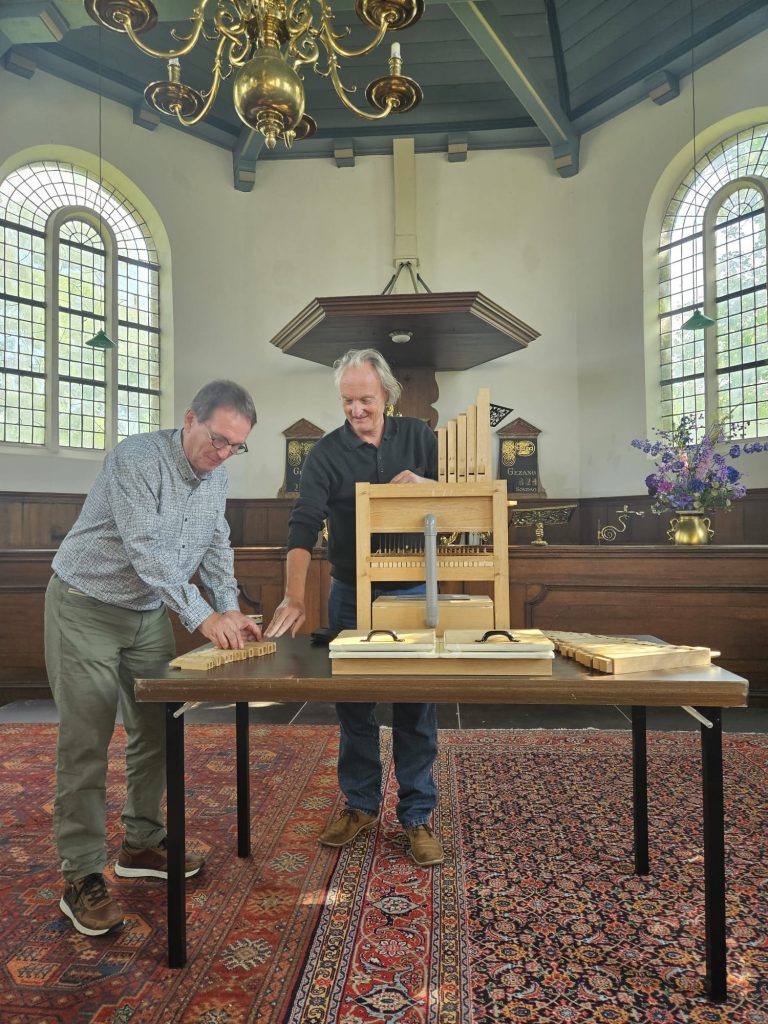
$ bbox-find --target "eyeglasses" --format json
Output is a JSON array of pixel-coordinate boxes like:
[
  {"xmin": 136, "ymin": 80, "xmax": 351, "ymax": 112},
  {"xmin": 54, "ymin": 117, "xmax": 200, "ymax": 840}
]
[{"xmin": 205, "ymin": 426, "xmax": 248, "ymax": 455}]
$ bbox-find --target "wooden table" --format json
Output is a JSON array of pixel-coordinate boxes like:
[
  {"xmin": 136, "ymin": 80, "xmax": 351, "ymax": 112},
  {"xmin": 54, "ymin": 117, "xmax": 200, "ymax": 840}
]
[{"xmin": 134, "ymin": 636, "xmax": 749, "ymax": 1001}]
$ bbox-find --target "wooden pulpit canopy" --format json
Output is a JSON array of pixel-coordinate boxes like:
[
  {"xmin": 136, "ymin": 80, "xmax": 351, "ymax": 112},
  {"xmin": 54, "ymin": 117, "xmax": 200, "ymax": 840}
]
[{"xmin": 268, "ymin": 292, "xmax": 540, "ymax": 371}]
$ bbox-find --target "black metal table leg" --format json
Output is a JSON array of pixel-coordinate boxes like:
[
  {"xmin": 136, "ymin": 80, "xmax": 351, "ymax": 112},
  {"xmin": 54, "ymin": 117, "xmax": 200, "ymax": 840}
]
[
  {"xmin": 700, "ymin": 706, "xmax": 727, "ymax": 1002},
  {"xmin": 235, "ymin": 701, "xmax": 251, "ymax": 858},
  {"xmin": 165, "ymin": 701, "xmax": 187, "ymax": 968},
  {"xmin": 631, "ymin": 706, "xmax": 649, "ymax": 875}
]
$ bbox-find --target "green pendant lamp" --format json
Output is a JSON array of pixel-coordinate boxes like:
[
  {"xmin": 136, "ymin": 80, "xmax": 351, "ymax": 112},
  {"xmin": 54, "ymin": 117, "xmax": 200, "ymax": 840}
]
[
  {"xmin": 682, "ymin": 308, "xmax": 715, "ymax": 331},
  {"xmin": 86, "ymin": 328, "xmax": 115, "ymax": 349},
  {"xmin": 682, "ymin": 0, "xmax": 715, "ymax": 335},
  {"xmin": 86, "ymin": 23, "xmax": 115, "ymax": 351}
]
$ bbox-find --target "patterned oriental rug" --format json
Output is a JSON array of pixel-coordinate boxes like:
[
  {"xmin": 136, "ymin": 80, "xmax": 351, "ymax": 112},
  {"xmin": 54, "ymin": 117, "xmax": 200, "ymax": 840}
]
[{"xmin": 0, "ymin": 724, "xmax": 765, "ymax": 1024}]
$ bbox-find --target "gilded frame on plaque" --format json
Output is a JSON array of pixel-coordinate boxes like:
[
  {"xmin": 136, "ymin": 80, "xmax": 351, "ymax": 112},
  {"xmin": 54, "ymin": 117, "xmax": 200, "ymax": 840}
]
[
  {"xmin": 278, "ymin": 419, "xmax": 324, "ymax": 498},
  {"xmin": 496, "ymin": 417, "xmax": 546, "ymax": 496}
]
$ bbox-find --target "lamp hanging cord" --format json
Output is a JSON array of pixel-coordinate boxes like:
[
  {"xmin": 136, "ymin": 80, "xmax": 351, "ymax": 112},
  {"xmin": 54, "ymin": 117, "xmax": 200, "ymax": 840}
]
[
  {"xmin": 98, "ymin": 23, "xmax": 103, "ymax": 236},
  {"xmin": 689, "ymin": 0, "xmax": 698, "ymax": 199}
]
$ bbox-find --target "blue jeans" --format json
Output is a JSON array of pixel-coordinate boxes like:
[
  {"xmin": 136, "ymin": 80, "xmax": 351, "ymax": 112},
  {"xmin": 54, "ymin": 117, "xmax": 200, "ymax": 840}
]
[{"xmin": 328, "ymin": 578, "xmax": 438, "ymax": 828}]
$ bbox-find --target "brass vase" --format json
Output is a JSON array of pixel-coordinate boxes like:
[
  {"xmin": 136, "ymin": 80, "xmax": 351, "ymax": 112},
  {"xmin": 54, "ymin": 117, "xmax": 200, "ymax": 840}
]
[{"xmin": 667, "ymin": 512, "xmax": 714, "ymax": 545}]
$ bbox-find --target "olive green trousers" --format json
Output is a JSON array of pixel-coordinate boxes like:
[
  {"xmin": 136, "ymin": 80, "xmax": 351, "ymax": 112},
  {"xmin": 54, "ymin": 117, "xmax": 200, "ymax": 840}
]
[{"xmin": 44, "ymin": 574, "xmax": 176, "ymax": 881}]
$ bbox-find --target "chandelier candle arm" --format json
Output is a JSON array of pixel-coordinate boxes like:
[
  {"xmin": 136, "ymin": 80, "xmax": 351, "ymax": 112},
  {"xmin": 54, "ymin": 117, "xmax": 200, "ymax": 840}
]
[
  {"xmin": 326, "ymin": 57, "xmax": 395, "ymax": 120},
  {"xmin": 317, "ymin": 3, "xmax": 392, "ymax": 61},
  {"xmin": 120, "ymin": 0, "xmax": 209, "ymax": 59},
  {"xmin": 175, "ymin": 36, "xmax": 227, "ymax": 125}
]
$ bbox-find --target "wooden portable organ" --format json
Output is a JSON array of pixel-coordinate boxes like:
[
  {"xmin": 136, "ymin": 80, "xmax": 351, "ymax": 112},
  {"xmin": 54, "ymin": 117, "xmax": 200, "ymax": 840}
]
[{"xmin": 357, "ymin": 389, "xmax": 513, "ymax": 636}]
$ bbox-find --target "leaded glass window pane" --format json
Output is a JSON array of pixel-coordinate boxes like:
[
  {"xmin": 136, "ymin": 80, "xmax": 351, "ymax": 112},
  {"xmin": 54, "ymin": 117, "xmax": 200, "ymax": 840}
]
[
  {"xmin": 117, "ymin": 256, "xmax": 160, "ymax": 441},
  {"xmin": 0, "ymin": 161, "xmax": 162, "ymax": 449},
  {"xmin": 714, "ymin": 190, "xmax": 768, "ymax": 435},
  {"xmin": 658, "ymin": 125, "xmax": 768, "ymax": 439},
  {"xmin": 0, "ymin": 220, "xmax": 46, "ymax": 444},
  {"xmin": 57, "ymin": 219, "xmax": 107, "ymax": 449}
]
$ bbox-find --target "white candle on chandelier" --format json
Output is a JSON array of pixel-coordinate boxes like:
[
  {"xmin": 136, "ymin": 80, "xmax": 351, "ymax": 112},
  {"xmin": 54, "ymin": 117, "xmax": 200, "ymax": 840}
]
[{"xmin": 390, "ymin": 41, "xmax": 401, "ymax": 60}]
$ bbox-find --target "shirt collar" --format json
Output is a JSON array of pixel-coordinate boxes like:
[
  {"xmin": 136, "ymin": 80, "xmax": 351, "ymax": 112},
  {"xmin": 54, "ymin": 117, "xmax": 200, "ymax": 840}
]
[
  {"xmin": 382, "ymin": 415, "xmax": 397, "ymax": 441},
  {"xmin": 172, "ymin": 428, "xmax": 206, "ymax": 485},
  {"xmin": 341, "ymin": 415, "xmax": 396, "ymax": 449}
]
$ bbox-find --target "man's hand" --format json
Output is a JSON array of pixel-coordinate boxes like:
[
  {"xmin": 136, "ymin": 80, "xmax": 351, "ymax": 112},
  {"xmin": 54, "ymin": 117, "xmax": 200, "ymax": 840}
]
[
  {"xmin": 390, "ymin": 470, "xmax": 430, "ymax": 484},
  {"xmin": 199, "ymin": 610, "xmax": 263, "ymax": 649},
  {"xmin": 265, "ymin": 597, "xmax": 306, "ymax": 638}
]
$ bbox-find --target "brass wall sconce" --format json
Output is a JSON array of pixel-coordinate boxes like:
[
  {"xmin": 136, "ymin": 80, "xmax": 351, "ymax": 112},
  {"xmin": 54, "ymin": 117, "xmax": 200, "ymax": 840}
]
[{"xmin": 596, "ymin": 505, "xmax": 644, "ymax": 543}]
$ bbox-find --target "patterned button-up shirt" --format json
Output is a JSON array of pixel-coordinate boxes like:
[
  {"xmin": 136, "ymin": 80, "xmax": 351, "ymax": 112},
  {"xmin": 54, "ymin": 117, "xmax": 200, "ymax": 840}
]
[{"xmin": 52, "ymin": 429, "xmax": 240, "ymax": 632}]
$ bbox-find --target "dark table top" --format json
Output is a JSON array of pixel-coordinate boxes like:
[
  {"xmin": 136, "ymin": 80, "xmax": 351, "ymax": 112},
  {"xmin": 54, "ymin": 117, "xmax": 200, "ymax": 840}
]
[{"xmin": 134, "ymin": 636, "xmax": 749, "ymax": 708}]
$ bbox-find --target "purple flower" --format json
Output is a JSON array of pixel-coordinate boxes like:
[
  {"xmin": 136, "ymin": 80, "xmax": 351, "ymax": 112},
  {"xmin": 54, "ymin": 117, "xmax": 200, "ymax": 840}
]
[{"xmin": 630, "ymin": 414, "xmax": 763, "ymax": 515}]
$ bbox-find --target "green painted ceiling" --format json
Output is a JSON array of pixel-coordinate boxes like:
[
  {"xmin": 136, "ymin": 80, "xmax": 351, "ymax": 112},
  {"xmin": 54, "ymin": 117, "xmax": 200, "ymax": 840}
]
[{"xmin": 2, "ymin": 0, "xmax": 767, "ymax": 187}]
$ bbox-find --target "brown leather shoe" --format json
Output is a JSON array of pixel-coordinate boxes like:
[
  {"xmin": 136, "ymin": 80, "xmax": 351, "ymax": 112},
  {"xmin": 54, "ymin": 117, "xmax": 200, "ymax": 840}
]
[
  {"xmin": 405, "ymin": 824, "xmax": 444, "ymax": 866},
  {"xmin": 115, "ymin": 837, "xmax": 204, "ymax": 880},
  {"xmin": 318, "ymin": 809, "xmax": 379, "ymax": 847},
  {"xmin": 60, "ymin": 873, "xmax": 125, "ymax": 936}
]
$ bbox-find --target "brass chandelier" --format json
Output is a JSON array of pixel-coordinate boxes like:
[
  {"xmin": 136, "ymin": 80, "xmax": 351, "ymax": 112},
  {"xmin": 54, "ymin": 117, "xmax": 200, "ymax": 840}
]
[{"xmin": 84, "ymin": 0, "xmax": 425, "ymax": 150}]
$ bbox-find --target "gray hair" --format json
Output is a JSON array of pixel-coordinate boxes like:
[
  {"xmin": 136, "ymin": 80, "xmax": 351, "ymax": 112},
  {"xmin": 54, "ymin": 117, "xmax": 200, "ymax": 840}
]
[
  {"xmin": 189, "ymin": 380, "xmax": 257, "ymax": 426},
  {"xmin": 332, "ymin": 348, "xmax": 402, "ymax": 406}
]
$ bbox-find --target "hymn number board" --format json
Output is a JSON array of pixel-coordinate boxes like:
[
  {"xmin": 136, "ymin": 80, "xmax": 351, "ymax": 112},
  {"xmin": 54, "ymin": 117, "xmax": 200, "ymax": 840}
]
[
  {"xmin": 278, "ymin": 419, "xmax": 325, "ymax": 498},
  {"xmin": 496, "ymin": 418, "xmax": 546, "ymax": 496}
]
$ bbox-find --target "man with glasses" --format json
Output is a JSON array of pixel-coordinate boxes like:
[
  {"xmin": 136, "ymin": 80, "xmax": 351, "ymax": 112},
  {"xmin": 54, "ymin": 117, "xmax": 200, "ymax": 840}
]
[{"xmin": 45, "ymin": 379, "xmax": 260, "ymax": 937}]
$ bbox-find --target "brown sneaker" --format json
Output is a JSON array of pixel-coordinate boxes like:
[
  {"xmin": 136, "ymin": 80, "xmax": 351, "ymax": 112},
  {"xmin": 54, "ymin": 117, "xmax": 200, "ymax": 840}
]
[
  {"xmin": 115, "ymin": 837, "xmax": 204, "ymax": 880},
  {"xmin": 318, "ymin": 809, "xmax": 379, "ymax": 847},
  {"xmin": 60, "ymin": 873, "xmax": 125, "ymax": 936},
  {"xmin": 405, "ymin": 824, "xmax": 444, "ymax": 866}
]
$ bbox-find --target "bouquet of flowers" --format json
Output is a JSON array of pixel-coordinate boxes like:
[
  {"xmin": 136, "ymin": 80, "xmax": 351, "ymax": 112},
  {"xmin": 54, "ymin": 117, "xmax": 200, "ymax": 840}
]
[{"xmin": 631, "ymin": 415, "xmax": 764, "ymax": 515}]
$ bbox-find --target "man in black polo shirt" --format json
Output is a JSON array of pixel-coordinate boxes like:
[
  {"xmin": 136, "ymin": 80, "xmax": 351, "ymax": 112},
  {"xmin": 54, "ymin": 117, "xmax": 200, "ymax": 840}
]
[{"xmin": 265, "ymin": 349, "xmax": 443, "ymax": 866}]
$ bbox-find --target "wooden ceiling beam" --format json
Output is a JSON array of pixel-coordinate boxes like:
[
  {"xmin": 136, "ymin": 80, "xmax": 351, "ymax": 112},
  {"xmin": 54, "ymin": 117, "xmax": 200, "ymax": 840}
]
[
  {"xmin": 232, "ymin": 128, "xmax": 264, "ymax": 193},
  {"xmin": 333, "ymin": 139, "xmax": 356, "ymax": 168},
  {"xmin": 447, "ymin": 0, "xmax": 580, "ymax": 177},
  {"xmin": 0, "ymin": 1, "xmax": 69, "ymax": 43}
]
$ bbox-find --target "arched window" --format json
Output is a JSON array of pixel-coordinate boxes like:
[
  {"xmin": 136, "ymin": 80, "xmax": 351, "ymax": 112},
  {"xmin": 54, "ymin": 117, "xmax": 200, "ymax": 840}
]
[
  {"xmin": 0, "ymin": 160, "xmax": 161, "ymax": 450},
  {"xmin": 658, "ymin": 125, "xmax": 767, "ymax": 439}
]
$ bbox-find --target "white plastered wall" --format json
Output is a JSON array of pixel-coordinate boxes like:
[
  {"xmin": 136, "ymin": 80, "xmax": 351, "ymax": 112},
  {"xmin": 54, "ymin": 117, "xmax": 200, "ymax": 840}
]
[{"xmin": 0, "ymin": 28, "xmax": 766, "ymax": 499}]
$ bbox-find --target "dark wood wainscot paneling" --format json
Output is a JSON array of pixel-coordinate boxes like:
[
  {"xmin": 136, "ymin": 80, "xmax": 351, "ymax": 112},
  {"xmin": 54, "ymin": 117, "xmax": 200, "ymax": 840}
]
[
  {"xmin": 2, "ymin": 490, "xmax": 767, "ymax": 549},
  {"xmin": 0, "ymin": 548, "xmax": 326, "ymax": 703},
  {"xmin": 0, "ymin": 494, "xmax": 306, "ymax": 550},
  {"xmin": 0, "ymin": 493, "xmax": 86, "ymax": 548},
  {"xmin": 507, "ymin": 545, "xmax": 768, "ymax": 702},
  {"xmin": 2, "ymin": 545, "xmax": 766, "ymax": 704},
  {"xmin": 573, "ymin": 490, "xmax": 768, "ymax": 546},
  {"xmin": 225, "ymin": 499, "xmax": 297, "ymax": 548}
]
